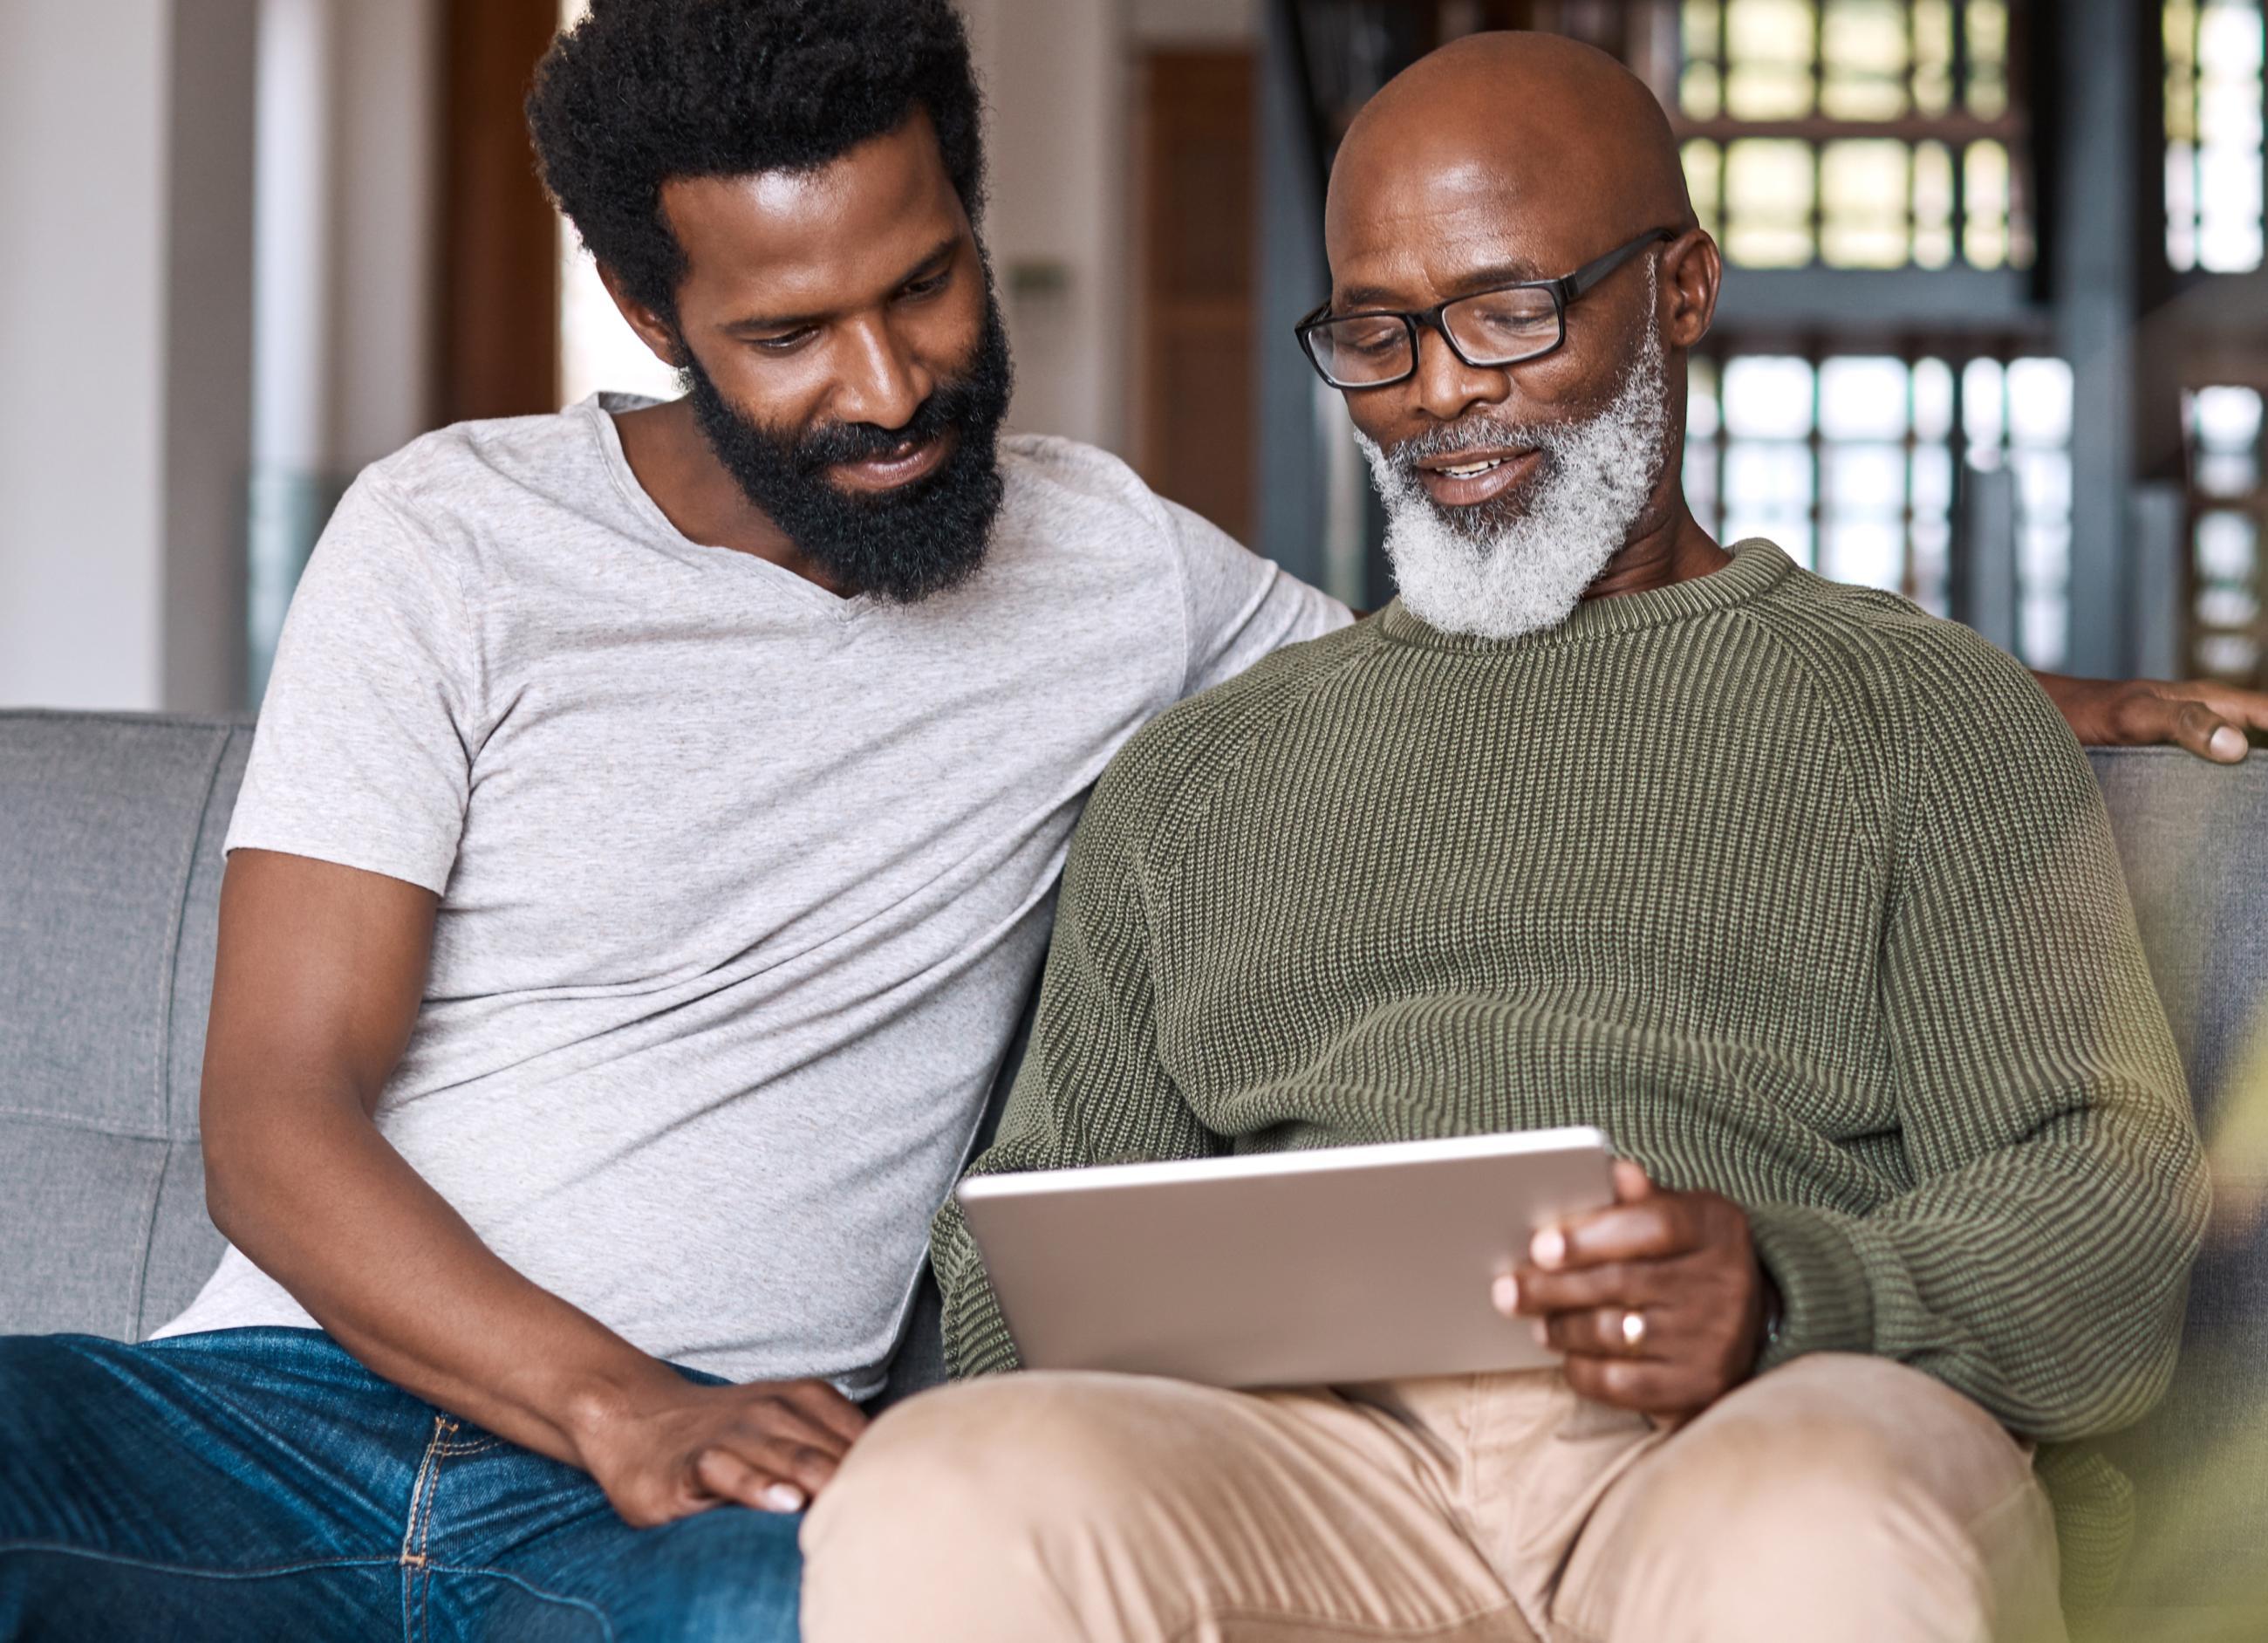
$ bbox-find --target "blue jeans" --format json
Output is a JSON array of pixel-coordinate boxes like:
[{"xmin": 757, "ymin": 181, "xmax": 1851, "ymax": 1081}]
[{"xmin": 0, "ymin": 1328, "xmax": 803, "ymax": 1641}]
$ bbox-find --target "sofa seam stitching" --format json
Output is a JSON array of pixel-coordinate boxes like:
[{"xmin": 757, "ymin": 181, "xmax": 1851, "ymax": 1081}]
[
  {"xmin": 0, "ymin": 709, "xmax": 256, "ymax": 730},
  {"xmin": 128, "ymin": 1142, "xmax": 176, "ymax": 1340},
  {"xmin": 0, "ymin": 1106, "xmax": 181, "ymax": 1140},
  {"xmin": 158, "ymin": 726, "xmax": 231, "ymax": 1136},
  {"xmin": 0, "ymin": 1544, "xmax": 398, "ymax": 1578}
]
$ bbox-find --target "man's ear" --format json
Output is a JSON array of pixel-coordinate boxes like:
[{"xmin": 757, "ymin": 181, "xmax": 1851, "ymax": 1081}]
[
  {"xmin": 1661, "ymin": 229, "xmax": 1722, "ymax": 351},
  {"xmin": 596, "ymin": 263, "xmax": 688, "ymax": 370}
]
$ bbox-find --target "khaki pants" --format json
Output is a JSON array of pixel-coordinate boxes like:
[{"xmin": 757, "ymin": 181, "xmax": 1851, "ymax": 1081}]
[{"xmin": 801, "ymin": 1352, "xmax": 2065, "ymax": 1643}]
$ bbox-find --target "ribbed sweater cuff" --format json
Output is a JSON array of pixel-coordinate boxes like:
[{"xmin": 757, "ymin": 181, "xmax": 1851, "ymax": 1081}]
[
  {"xmin": 945, "ymin": 1313, "xmax": 1021, "ymax": 1379},
  {"xmin": 939, "ymin": 1268, "xmax": 1023, "ymax": 1379},
  {"xmin": 1747, "ymin": 1202, "xmax": 1876, "ymax": 1371}
]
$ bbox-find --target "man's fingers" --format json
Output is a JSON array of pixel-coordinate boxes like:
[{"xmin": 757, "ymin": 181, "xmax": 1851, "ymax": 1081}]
[
  {"xmin": 734, "ymin": 1399, "xmax": 856, "ymax": 1465},
  {"xmin": 726, "ymin": 1383, "xmax": 864, "ymax": 1456},
  {"xmin": 712, "ymin": 1427, "xmax": 842, "ymax": 1500},
  {"xmin": 2195, "ymin": 681, "xmax": 2268, "ymax": 733},
  {"xmin": 2121, "ymin": 681, "xmax": 2264, "ymax": 761},
  {"xmin": 756, "ymin": 1439, "xmax": 841, "ymax": 1499},
  {"xmin": 1525, "ymin": 1161, "xmax": 1657, "ymax": 1270},
  {"xmin": 2180, "ymin": 680, "xmax": 2268, "ymax": 758},
  {"xmin": 2171, "ymin": 700, "xmax": 2242, "ymax": 762},
  {"xmin": 1530, "ymin": 1200, "xmax": 1694, "ymax": 1270},
  {"xmin": 734, "ymin": 1412, "xmax": 850, "ymax": 1496},
  {"xmin": 1559, "ymin": 1352, "xmax": 1693, "ymax": 1414},
  {"xmin": 1544, "ymin": 1305, "xmax": 1658, "ymax": 1358},
  {"xmin": 693, "ymin": 1446, "xmax": 803, "ymax": 1514},
  {"xmin": 780, "ymin": 1379, "xmax": 870, "ymax": 1448},
  {"xmin": 1499, "ymin": 1260, "xmax": 1664, "ymax": 1316}
]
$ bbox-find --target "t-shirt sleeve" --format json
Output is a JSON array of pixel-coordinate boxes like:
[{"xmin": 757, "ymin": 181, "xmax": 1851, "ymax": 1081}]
[
  {"xmin": 1162, "ymin": 495, "xmax": 1352, "ymax": 699},
  {"xmin": 226, "ymin": 476, "xmax": 480, "ymax": 894}
]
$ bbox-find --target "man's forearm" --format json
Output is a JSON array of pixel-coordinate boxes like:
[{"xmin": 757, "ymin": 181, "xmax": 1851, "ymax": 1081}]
[
  {"xmin": 206, "ymin": 1093, "xmax": 682, "ymax": 1468},
  {"xmin": 1744, "ymin": 1121, "xmax": 2204, "ymax": 1440}
]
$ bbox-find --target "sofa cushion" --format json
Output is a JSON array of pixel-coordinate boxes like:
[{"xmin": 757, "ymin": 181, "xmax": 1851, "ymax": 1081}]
[
  {"xmin": 2089, "ymin": 748, "xmax": 2268, "ymax": 1101},
  {"xmin": 0, "ymin": 711, "xmax": 248, "ymax": 1337},
  {"xmin": 2084, "ymin": 748, "xmax": 2268, "ymax": 1621},
  {"xmin": 0, "ymin": 1119, "xmax": 198, "ymax": 1338}
]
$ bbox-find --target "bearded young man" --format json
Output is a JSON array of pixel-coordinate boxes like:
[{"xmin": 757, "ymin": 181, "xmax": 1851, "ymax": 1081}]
[
  {"xmin": 0, "ymin": 5, "xmax": 1351, "ymax": 1640},
  {"xmin": 800, "ymin": 33, "xmax": 2213, "ymax": 1643}
]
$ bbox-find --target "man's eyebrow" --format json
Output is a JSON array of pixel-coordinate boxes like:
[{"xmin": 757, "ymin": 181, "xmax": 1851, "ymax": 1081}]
[
  {"xmin": 1333, "ymin": 261, "xmax": 1547, "ymax": 312},
  {"xmin": 722, "ymin": 236, "xmax": 963, "ymax": 333}
]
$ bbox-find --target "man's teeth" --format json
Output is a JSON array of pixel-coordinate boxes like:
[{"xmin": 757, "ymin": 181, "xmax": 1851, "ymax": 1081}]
[{"xmin": 1441, "ymin": 456, "xmax": 1507, "ymax": 478}]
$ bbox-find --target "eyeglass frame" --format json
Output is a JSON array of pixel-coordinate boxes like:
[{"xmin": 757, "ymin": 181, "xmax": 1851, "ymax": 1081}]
[{"xmin": 1294, "ymin": 227, "xmax": 1679, "ymax": 390}]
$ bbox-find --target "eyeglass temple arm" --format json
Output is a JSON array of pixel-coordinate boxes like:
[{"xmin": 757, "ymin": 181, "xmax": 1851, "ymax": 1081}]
[{"xmin": 1560, "ymin": 229, "xmax": 1678, "ymax": 302}]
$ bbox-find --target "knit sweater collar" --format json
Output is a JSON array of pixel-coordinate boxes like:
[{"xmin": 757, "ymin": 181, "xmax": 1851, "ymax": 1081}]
[{"xmin": 1376, "ymin": 537, "xmax": 1795, "ymax": 654}]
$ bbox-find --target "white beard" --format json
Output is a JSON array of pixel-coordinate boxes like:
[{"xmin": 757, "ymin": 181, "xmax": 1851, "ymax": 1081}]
[{"xmin": 1356, "ymin": 291, "xmax": 1670, "ymax": 642}]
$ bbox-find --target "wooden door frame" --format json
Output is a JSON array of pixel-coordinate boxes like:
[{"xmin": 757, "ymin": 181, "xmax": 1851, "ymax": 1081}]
[{"xmin": 437, "ymin": 0, "xmax": 562, "ymax": 423}]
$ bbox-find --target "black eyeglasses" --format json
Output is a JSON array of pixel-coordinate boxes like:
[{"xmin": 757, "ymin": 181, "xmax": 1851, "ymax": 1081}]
[{"xmin": 1295, "ymin": 228, "xmax": 1677, "ymax": 390}]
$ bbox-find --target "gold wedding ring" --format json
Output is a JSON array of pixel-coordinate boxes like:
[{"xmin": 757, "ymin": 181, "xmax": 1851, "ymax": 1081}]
[{"xmin": 1619, "ymin": 1308, "xmax": 1648, "ymax": 1350}]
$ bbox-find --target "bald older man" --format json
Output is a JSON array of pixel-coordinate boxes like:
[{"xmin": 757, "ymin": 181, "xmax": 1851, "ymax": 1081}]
[{"xmin": 797, "ymin": 32, "xmax": 2210, "ymax": 1643}]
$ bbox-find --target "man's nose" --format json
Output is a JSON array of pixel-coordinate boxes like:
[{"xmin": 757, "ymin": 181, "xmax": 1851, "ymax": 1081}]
[
  {"xmin": 1408, "ymin": 325, "xmax": 1511, "ymax": 425},
  {"xmin": 830, "ymin": 315, "xmax": 932, "ymax": 430}
]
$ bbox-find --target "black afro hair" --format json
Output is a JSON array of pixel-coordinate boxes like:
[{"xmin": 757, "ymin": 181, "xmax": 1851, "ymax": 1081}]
[{"xmin": 527, "ymin": 0, "xmax": 987, "ymax": 323}]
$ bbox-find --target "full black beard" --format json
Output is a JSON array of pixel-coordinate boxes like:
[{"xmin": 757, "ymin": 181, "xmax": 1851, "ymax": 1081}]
[{"xmin": 684, "ymin": 296, "xmax": 1014, "ymax": 604}]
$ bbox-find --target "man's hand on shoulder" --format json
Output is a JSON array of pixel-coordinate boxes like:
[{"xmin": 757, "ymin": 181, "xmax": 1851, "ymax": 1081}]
[
  {"xmin": 1494, "ymin": 1160, "xmax": 1774, "ymax": 1419},
  {"xmin": 2036, "ymin": 671, "xmax": 2268, "ymax": 762},
  {"xmin": 565, "ymin": 1370, "xmax": 869, "ymax": 1528}
]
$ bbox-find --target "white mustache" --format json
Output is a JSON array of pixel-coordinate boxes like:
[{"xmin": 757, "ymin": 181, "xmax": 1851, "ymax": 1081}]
[{"xmin": 1380, "ymin": 421, "xmax": 1559, "ymax": 475}]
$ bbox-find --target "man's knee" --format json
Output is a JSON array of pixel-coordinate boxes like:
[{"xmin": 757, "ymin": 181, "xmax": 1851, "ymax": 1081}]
[
  {"xmin": 802, "ymin": 1374, "xmax": 1175, "ymax": 1641},
  {"xmin": 1663, "ymin": 1400, "xmax": 1926, "ymax": 1557},
  {"xmin": 808, "ymin": 1375, "xmax": 1144, "ymax": 1557},
  {"xmin": 1642, "ymin": 1357, "xmax": 2033, "ymax": 1557},
  {"xmin": 1563, "ymin": 1355, "xmax": 2060, "ymax": 1641}
]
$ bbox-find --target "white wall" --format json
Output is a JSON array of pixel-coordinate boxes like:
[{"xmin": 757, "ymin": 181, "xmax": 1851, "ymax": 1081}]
[
  {"xmin": 244, "ymin": 0, "xmax": 441, "ymax": 699},
  {"xmin": 961, "ymin": 0, "xmax": 1130, "ymax": 453},
  {"xmin": 251, "ymin": 0, "xmax": 332, "ymax": 483},
  {"xmin": 327, "ymin": 0, "xmax": 440, "ymax": 470},
  {"xmin": 0, "ymin": 0, "xmax": 441, "ymax": 712},
  {"xmin": 0, "ymin": 0, "xmax": 174, "ymax": 710}
]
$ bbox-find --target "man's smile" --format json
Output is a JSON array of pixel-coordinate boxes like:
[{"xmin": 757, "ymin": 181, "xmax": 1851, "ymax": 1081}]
[
  {"xmin": 1415, "ymin": 444, "xmax": 1542, "ymax": 508},
  {"xmin": 830, "ymin": 431, "xmax": 952, "ymax": 493}
]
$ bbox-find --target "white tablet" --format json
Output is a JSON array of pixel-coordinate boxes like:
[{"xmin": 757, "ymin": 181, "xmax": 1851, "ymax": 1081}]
[{"xmin": 954, "ymin": 1126, "xmax": 1616, "ymax": 1388}]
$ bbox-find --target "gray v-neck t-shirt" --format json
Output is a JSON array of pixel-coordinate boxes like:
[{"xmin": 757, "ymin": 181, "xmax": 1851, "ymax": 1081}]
[{"xmin": 158, "ymin": 394, "xmax": 1348, "ymax": 1391}]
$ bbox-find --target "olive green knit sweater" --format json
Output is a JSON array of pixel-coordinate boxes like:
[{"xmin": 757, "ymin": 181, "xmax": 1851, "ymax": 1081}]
[{"xmin": 936, "ymin": 541, "xmax": 2207, "ymax": 1453}]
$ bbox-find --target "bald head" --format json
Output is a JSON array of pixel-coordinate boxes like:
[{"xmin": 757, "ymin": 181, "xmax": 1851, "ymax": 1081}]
[{"xmin": 1328, "ymin": 31, "xmax": 1695, "ymax": 275}]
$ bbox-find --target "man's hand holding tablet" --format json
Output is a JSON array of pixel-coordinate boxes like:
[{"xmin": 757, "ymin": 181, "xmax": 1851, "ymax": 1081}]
[{"xmin": 1494, "ymin": 1158, "xmax": 1782, "ymax": 1417}]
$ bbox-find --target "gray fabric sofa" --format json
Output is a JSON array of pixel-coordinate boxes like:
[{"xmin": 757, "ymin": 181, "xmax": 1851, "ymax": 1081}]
[{"xmin": 3, "ymin": 708, "xmax": 2264, "ymax": 1626}]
